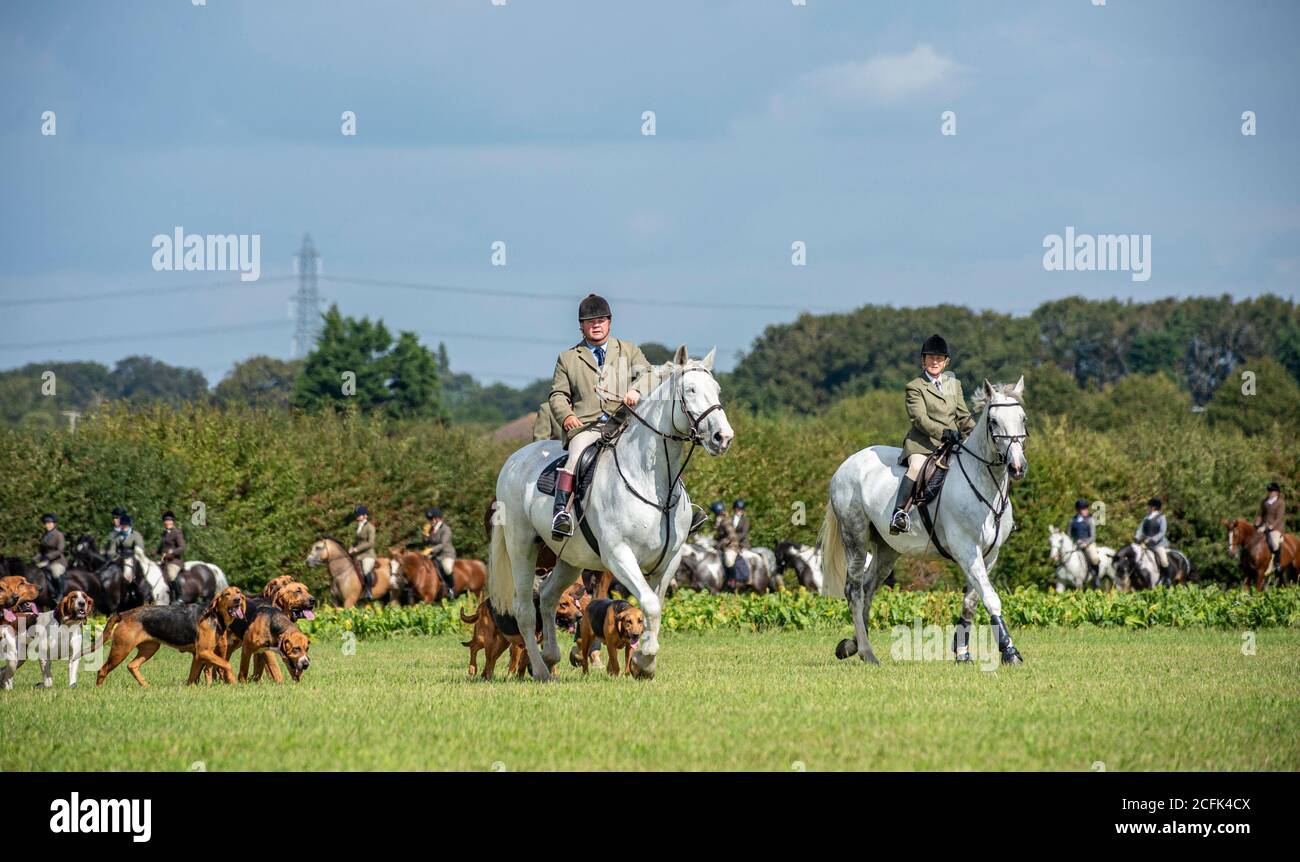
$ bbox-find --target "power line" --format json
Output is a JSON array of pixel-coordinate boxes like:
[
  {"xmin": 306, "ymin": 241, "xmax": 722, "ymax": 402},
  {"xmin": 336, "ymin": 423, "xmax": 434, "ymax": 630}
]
[
  {"xmin": 0, "ymin": 276, "xmax": 296, "ymax": 309},
  {"xmin": 319, "ymin": 274, "xmax": 829, "ymax": 313},
  {"xmin": 0, "ymin": 319, "xmax": 291, "ymax": 352},
  {"xmin": 0, "ymin": 272, "xmax": 829, "ymax": 315}
]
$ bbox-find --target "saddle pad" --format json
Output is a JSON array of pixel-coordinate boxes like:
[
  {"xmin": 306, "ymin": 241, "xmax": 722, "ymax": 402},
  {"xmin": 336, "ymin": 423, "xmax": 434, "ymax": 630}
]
[{"xmin": 535, "ymin": 445, "xmax": 601, "ymax": 497}]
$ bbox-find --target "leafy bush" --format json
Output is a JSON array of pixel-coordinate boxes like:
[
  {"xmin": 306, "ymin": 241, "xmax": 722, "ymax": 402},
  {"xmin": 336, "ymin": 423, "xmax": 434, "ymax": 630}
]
[{"xmin": 294, "ymin": 586, "xmax": 1300, "ymax": 641}]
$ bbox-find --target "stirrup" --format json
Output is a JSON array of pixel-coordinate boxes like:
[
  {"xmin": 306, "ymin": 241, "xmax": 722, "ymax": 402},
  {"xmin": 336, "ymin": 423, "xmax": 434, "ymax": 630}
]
[
  {"xmin": 889, "ymin": 508, "xmax": 911, "ymax": 535},
  {"xmin": 551, "ymin": 511, "xmax": 574, "ymax": 540}
]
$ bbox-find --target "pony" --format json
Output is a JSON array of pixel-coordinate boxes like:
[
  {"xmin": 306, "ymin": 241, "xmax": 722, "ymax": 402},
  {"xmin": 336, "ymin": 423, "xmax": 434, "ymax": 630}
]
[
  {"xmin": 1047, "ymin": 525, "xmax": 1118, "ymax": 592},
  {"xmin": 306, "ymin": 537, "xmax": 400, "ymax": 608},
  {"xmin": 1224, "ymin": 517, "xmax": 1298, "ymax": 590}
]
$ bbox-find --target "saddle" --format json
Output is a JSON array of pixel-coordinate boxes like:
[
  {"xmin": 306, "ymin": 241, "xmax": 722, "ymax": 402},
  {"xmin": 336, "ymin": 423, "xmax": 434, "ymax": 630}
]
[
  {"xmin": 536, "ymin": 414, "xmax": 631, "ymax": 503},
  {"xmin": 911, "ymin": 440, "xmax": 961, "ymax": 562},
  {"xmin": 911, "ymin": 441, "xmax": 957, "ymax": 507}
]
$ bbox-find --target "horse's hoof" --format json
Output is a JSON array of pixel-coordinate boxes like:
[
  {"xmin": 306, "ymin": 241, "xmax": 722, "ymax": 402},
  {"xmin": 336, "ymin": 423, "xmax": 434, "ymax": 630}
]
[
  {"xmin": 628, "ymin": 662, "xmax": 654, "ymax": 681},
  {"xmin": 860, "ymin": 651, "xmax": 880, "ymax": 665},
  {"xmin": 834, "ymin": 638, "xmax": 857, "ymax": 660},
  {"xmin": 568, "ymin": 646, "xmax": 581, "ymax": 668},
  {"xmin": 955, "ymin": 652, "xmax": 974, "ymax": 664},
  {"xmin": 1001, "ymin": 646, "xmax": 1024, "ymax": 665}
]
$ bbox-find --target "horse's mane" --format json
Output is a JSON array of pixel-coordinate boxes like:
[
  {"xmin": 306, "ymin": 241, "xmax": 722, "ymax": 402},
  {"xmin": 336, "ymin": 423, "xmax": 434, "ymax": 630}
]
[{"xmin": 970, "ymin": 382, "xmax": 1026, "ymax": 415}]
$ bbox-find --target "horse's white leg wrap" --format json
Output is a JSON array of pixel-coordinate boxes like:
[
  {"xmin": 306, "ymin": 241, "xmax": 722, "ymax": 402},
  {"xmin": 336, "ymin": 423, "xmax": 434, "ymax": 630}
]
[{"xmin": 539, "ymin": 560, "xmax": 579, "ymax": 667}]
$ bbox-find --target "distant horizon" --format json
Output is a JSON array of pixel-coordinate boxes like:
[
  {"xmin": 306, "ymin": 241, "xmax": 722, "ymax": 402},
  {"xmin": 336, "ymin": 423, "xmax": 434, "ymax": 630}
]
[{"xmin": 5, "ymin": 288, "xmax": 1292, "ymax": 391}]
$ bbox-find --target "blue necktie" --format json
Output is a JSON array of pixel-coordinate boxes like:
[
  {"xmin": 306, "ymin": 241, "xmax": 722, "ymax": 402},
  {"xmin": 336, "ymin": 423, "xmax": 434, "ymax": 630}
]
[{"xmin": 593, "ymin": 345, "xmax": 605, "ymax": 368}]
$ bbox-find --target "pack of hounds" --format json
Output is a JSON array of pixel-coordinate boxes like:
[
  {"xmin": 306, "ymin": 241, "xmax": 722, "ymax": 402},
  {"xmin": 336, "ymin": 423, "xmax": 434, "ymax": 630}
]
[{"xmin": 0, "ymin": 574, "xmax": 314, "ymax": 690}]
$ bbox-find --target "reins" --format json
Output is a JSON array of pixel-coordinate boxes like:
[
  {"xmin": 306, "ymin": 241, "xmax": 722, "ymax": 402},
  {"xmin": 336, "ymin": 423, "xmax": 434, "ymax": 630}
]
[
  {"xmin": 587, "ymin": 367, "xmax": 722, "ymax": 574},
  {"xmin": 920, "ymin": 399, "xmax": 1027, "ymax": 564}
]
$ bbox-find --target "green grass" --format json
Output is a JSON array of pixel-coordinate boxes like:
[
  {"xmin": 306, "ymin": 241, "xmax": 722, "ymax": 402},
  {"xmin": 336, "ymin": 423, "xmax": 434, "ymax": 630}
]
[{"xmin": 4, "ymin": 627, "xmax": 1298, "ymax": 771}]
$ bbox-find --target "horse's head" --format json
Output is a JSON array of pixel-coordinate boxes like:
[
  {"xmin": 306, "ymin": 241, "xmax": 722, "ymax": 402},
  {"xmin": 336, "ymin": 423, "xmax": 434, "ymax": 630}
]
[
  {"xmin": 663, "ymin": 344, "xmax": 733, "ymax": 455},
  {"xmin": 973, "ymin": 376, "xmax": 1028, "ymax": 480},
  {"xmin": 1222, "ymin": 518, "xmax": 1251, "ymax": 555},
  {"xmin": 306, "ymin": 539, "xmax": 333, "ymax": 567},
  {"xmin": 1048, "ymin": 524, "xmax": 1067, "ymax": 563}
]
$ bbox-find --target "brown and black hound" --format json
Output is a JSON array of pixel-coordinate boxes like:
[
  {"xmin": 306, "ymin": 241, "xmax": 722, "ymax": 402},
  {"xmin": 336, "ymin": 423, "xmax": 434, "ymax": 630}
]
[
  {"xmin": 237, "ymin": 607, "xmax": 311, "ymax": 682},
  {"xmin": 96, "ymin": 586, "xmax": 247, "ymax": 687},
  {"xmin": 574, "ymin": 598, "xmax": 645, "ymax": 676},
  {"xmin": 0, "ymin": 576, "xmax": 42, "ymax": 690},
  {"xmin": 460, "ymin": 582, "xmax": 584, "ymax": 679}
]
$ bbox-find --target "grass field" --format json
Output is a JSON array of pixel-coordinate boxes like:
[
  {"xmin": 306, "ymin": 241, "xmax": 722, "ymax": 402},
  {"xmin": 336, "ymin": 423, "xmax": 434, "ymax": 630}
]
[{"xmin": 4, "ymin": 627, "xmax": 1298, "ymax": 771}]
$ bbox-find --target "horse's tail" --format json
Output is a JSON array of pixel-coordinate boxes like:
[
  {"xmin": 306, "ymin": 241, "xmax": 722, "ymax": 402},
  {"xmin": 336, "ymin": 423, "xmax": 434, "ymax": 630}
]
[
  {"xmin": 209, "ymin": 564, "xmax": 229, "ymax": 593},
  {"xmin": 817, "ymin": 504, "xmax": 847, "ymax": 599},
  {"xmin": 101, "ymin": 613, "xmax": 121, "ymax": 643},
  {"xmin": 487, "ymin": 517, "xmax": 514, "ymax": 613}
]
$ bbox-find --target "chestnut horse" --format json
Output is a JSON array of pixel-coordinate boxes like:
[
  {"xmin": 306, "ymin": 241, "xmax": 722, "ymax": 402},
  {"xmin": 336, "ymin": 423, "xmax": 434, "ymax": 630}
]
[
  {"xmin": 1224, "ymin": 518, "xmax": 1298, "ymax": 590},
  {"xmin": 306, "ymin": 537, "xmax": 400, "ymax": 608}
]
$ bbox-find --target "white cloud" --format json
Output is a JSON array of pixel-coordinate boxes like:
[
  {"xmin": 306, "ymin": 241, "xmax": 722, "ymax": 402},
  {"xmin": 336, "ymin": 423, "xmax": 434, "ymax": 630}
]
[{"xmin": 776, "ymin": 44, "xmax": 967, "ymax": 114}]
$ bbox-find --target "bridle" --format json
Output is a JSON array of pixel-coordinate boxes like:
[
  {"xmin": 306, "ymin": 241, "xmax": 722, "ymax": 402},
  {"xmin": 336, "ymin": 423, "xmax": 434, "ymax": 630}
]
[
  {"xmin": 938, "ymin": 398, "xmax": 1029, "ymax": 561},
  {"xmin": 592, "ymin": 365, "xmax": 725, "ymax": 573}
]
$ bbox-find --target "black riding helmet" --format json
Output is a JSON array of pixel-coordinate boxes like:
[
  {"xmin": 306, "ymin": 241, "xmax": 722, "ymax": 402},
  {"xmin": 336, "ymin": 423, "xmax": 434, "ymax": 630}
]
[
  {"xmin": 426, "ymin": 507, "xmax": 442, "ymax": 519},
  {"xmin": 578, "ymin": 293, "xmax": 612, "ymax": 321},
  {"xmin": 354, "ymin": 505, "xmax": 369, "ymax": 517},
  {"xmin": 161, "ymin": 511, "xmax": 176, "ymax": 521},
  {"xmin": 733, "ymin": 499, "xmax": 745, "ymax": 509},
  {"xmin": 1148, "ymin": 498, "xmax": 1162, "ymax": 510},
  {"xmin": 710, "ymin": 501, "xmax": 725, "ymax": 515},
  {"xmin": 1268, "ymin": 481, "xmax": 1281, "ymax": 492},
  {"xmin": 41, "ymin": 513, "xmax": 57, "ymax": 524},
  {"xmin": 120, "ymin": 514, "xmax": 133, "ymax": 527},
  {"xmin": 111, "ymin": 506, "xmax": 127, "ymax": 518},
  {"xmin": 1075, "ymin": 500, "xmax": 1088, "ymax": 511},
  {"xmin": 920, "ymin": 334, "xmax": 950, "ymax": 357}
]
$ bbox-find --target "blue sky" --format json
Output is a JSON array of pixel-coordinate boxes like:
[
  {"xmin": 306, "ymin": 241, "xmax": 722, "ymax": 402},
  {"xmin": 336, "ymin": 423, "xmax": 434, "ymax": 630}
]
[{"xmin": 1, "ymin": 0, "xmax": 1297, "ymax": 386}]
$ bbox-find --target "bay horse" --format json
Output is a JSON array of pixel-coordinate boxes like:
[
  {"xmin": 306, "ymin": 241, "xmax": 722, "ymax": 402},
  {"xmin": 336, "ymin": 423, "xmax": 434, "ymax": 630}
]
[
  {"xmin": 1224, "ymin": 518, "xmax": 1298, "ymax": 590},
  {"xmin": 306, "ymin": 537, "xmax": 400, "ymax": 608},
  {"xmin": 488, "ymin": 345, "xmax": 733, "ymax": 681},
  {"xmin": 820, "ymin": 378, "xmax": 1029, "ymax": 665},
  {"xmin": 169, "ymin": 561, "xmax": 231, "ymax": 605}
]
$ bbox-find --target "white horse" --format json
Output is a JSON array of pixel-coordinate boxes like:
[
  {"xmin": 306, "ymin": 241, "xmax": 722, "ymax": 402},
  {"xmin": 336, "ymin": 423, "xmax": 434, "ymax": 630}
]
[
  {"xmin": 488, "ymin": 345, "xmax": 734, "ymax": 681},
  {"xmin": 122, "ymin": 548, "xmax": 172, "ymax": 605},
  {"xmin": 1047, "ymin": 525, "xmax": 1117, "ymax": 592},
  {"xmin": 819, "ymin": 378, "xmax": 1029, "ymax": 665}
]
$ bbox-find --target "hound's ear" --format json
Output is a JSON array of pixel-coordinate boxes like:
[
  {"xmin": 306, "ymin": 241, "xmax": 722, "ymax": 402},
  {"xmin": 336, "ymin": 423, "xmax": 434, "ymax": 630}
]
[
  {"xmin": 1012, "ymin": 375, "xmax": 1025, "ymax": 397},
  {"xmin": 701, "ymin": 347, "xmax": 716, "ymax": 371},
  {"xmin": 1049, "ymin": 525, "xmax": 1058, "ymax": 534},
  {"xmin": 85, "ymin": 596, "xmax": 94, "ymax": 617},
  {"xmin": 983, "ymin": 379, "xmax": 994, "ymax": 397},
  {"xmin": 673, "ymin": 344, "xmax": 689, "ymax": 366}
]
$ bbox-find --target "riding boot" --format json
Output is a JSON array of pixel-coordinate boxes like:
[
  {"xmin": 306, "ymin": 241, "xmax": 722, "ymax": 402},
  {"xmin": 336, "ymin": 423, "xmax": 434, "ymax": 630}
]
[
  {"xmin": 168, "ymin": 577, "xmax": 182, "ymax": 604},
  {"xmin": 1156, "ymin": 563, "xmax": 1170, "ymax": 588},
  {"xmin": 435, "ymin": 560, "xmax": 456, "ymax": 600},
  {"xmin": 990, "ymin": 614, "xmax": 1023, "ymax": 664},
  {"xmin": 552, "ymin": 470, "xmax": 575, "ymax": 540},
  {"xmin": 362, "ymin": 570, "xmax": 374, "ymax": 601},
  {"xmin": 54, "ymin": 574, "xmax": 67, "ymax": 604},
  {"xmin": 1272, "ymin": 549, "xmax": 1282, "ymax": 574},
  {"xmin": 1089, "ymin": 563, "xmax": 1101, "ymax": 590},
  {"xmin": 889, "ymin": 477, "xmax": 915, "ymax": 535},
  {"xmin": 688, "ymin": 506, "xmax": 708, "ymax": 535},
  {"xmin": 722, "ymin": 564, "xmax": 736, "ymax": 592}
]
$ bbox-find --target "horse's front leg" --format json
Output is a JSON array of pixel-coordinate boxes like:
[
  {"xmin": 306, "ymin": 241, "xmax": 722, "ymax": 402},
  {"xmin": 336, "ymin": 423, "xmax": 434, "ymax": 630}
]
[
  {"xmin": 959, "ymin": 548, "xmax": 1021, "ymax": 665},
  {"xmin": 605, "ymin": 545, "xmax": 659, "ymax": 678},
  {"xmin": 538, "ymin": 559, "xmax": 579, "ymax": 670}
]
